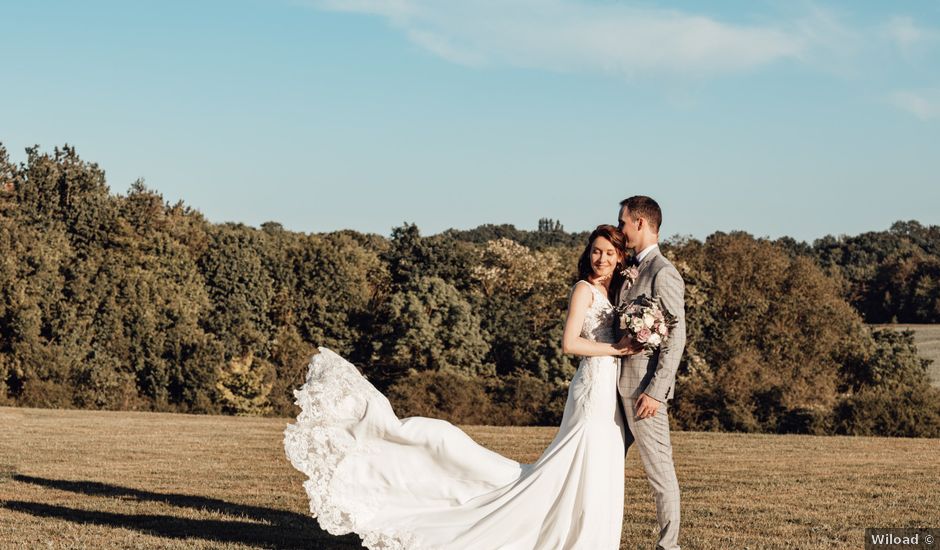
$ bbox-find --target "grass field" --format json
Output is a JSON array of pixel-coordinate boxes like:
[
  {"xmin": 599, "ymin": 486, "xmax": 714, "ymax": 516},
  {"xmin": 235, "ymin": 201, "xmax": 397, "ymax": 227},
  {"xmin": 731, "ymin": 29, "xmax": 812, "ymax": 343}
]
[
  {"xmin": 1, "ymin": 407, "xmax": 938, "ymax": 549},
  {"xmin": 883, "ymin": 324, "xmax": 940, "ymax": 387}
]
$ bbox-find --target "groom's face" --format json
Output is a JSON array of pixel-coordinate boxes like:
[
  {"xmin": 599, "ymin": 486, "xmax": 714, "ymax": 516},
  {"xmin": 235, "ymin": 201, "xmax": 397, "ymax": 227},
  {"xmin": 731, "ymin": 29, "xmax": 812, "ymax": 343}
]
[{"xmin": 618, "ymin": 206, "xmax": 640, "ymax": 250}]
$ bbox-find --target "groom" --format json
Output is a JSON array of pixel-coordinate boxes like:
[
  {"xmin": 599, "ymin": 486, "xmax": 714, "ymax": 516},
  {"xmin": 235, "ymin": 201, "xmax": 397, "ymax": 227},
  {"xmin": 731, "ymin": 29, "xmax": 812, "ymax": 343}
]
[{"xmin": 616, "ymin": 195, "xmax": 684, "ymax": 550}]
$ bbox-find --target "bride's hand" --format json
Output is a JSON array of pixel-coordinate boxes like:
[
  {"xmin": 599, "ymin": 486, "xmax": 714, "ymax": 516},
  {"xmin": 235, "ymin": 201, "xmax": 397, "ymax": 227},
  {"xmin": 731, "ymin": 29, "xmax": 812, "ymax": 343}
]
[{"xmin": 614, "ymin": 334, "xmax": 642, "ymax": 356}]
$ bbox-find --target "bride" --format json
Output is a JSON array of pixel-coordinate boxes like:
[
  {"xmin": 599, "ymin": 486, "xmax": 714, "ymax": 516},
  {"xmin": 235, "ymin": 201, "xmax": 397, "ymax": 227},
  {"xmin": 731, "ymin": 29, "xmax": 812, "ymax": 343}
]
[{"xmin": 284, "ymin": 224, "xmax": 639, "ymax": 549}]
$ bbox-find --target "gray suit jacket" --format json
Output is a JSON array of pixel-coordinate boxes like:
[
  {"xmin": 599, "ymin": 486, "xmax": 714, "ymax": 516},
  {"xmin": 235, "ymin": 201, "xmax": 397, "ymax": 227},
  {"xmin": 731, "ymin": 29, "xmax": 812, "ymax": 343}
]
[{"xmin": 618, "ymin": 247, "xmax": 686, "ymax": 401}]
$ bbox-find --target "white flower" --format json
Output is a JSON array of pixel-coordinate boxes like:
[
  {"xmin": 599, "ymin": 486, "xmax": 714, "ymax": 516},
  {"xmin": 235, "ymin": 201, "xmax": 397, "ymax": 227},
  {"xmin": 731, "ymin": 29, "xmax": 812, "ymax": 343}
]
[
  {"xmin": 643, "ymin": 312, "xmax": 655, "ymax": 328},
  {"xmin": 648, "ymin": 333, "xmax": 662, "ymax": 347}
]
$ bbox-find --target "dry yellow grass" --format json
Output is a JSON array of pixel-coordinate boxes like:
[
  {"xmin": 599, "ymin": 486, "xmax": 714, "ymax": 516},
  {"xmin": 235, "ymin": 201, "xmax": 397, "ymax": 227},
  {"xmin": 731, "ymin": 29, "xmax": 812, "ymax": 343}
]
[{"xmin": 2, "ymin": 406, "xmax": 938, "ymax": 549}]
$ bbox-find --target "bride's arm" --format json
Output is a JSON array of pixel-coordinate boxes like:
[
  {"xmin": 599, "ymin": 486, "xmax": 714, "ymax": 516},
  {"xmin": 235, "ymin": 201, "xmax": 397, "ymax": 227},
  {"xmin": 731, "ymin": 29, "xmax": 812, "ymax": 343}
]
[{"xmin": 562, "ymin": 283, "xmax": 634, "ymax": 357}]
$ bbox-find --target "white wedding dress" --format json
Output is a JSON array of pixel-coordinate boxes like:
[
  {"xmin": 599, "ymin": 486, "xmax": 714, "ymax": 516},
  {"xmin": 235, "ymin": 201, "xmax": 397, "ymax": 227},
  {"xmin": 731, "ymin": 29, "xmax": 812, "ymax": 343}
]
[{"xmin": 284, "ymin": 281, "xmax": 625, "ymax": 549}]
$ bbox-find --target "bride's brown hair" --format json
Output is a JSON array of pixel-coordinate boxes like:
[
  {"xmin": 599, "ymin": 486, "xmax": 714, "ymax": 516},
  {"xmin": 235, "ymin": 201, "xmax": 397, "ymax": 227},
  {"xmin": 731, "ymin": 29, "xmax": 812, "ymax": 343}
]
[{"xmin": 577, "ymin": 224, "xmax": 627, "ymax": 299}]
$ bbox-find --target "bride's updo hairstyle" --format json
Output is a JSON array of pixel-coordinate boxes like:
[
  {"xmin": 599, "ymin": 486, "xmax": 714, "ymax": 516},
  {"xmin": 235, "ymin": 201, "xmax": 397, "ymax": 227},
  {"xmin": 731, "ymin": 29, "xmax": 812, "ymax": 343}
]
[{"xmin": 577, "ymin": 225, "xmax": 627, "ymax": 294}]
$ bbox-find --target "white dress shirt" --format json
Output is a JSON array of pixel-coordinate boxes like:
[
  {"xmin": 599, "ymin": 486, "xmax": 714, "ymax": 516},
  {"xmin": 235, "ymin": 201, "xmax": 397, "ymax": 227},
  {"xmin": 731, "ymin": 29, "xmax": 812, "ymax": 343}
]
[{"xmin": 636, "ymin": 244, "xmax": 659, "ymax": 263}]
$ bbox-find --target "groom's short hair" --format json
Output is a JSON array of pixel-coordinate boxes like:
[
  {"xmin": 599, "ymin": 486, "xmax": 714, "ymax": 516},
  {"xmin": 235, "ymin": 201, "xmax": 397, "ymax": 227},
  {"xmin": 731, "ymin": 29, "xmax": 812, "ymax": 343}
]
[{"xmin": 620, "ymin": 196, "xmax": 662, "ymax": 232}]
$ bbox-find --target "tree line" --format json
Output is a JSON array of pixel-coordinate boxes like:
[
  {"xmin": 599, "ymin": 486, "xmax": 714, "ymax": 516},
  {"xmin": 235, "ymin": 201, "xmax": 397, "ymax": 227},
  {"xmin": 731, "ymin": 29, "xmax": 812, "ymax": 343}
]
[{"xmin": 1, "ymin": 144, "xmax": 938, "ymax": 436}]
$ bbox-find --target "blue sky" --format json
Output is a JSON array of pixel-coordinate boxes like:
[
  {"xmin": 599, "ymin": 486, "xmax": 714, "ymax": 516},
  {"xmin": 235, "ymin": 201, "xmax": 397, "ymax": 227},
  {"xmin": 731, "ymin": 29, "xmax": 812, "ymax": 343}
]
[{"xmin": 2, "ymin": 0, "xmax": 939, "ymax": 242}]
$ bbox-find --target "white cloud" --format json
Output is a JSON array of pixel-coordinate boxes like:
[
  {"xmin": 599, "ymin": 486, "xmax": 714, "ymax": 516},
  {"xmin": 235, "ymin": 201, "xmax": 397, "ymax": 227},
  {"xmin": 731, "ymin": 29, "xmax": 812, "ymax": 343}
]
[
  {"xmin": 306, "ymin": 0, "xmax": 813, "ymax": 77},
  {"xmin": 315, "ymin": 0, "xmax": 417, "ymax": 20},
  {"xmin": 406, "ymin": 29, "xmax": 487, "ymax": 66},
  {"xmin": 890, "ymin": 89, "xmax": 940, "ymax": 120},
  {"xmin": 884, "ymin": 15, "xmax": 935, "ymax": 55}
]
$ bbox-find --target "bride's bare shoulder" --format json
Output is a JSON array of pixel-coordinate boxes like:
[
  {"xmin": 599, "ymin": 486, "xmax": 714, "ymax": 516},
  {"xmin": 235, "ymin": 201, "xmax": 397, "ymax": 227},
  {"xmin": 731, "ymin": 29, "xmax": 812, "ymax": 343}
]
[{"xmin": 569, "ymin": 280, "xmax": 595, "ymax": 306}]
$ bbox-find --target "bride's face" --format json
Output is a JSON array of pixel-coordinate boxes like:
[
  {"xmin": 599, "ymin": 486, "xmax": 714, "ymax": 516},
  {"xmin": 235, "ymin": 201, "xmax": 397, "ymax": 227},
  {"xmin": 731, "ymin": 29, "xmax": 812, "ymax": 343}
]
[{"xmin": 590, "ymin": 237, "xmax": 620, "ymax": 279}]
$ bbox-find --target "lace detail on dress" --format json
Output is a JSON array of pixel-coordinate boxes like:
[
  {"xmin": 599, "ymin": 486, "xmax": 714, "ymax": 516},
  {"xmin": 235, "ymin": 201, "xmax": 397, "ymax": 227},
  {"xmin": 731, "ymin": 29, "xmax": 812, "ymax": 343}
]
[
  {"xmin": 283, "ymin": 348, "xmax": 426, "ymax": 550},
  {"xmin": 570, "ymin": 282, "xmax": 619, "ymax": 416},
  {"xmin": 575, "ymin": 281, "xmax": 616, "ymax": 344}
]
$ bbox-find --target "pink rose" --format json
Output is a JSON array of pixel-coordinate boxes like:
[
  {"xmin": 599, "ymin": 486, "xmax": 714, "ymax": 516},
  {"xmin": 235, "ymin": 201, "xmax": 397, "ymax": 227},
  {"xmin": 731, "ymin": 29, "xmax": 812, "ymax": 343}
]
[{"xmin": 636, "ymin": 328, "xmax": 652, "ymax": 343}]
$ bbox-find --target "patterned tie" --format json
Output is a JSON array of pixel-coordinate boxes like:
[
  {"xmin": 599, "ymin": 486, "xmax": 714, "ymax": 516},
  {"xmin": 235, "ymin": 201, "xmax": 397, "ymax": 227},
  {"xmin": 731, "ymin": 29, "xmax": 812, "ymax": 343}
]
[{"xmin": 626, "ymin": 255, "xmax": 640, "ymax": 267}]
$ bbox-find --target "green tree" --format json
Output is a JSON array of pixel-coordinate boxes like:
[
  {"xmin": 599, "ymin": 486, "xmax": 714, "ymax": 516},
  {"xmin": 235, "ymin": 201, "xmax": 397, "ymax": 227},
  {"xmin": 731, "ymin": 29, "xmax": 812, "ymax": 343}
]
[
  {"xmin": 386, "ymin": 370, "xmax": 493, "ymax": 425},
  {"xmin": 864, "ymin": 252, "xmax": 940, "ymax": 322},
  {"xmin": 813, "ymin": 221, "xmax": 940, "ymax": 322},
  {"xmin": 290, "ymin": 231, "xmax": 388, "ymax": 356},
  {"xmin": 371, "ymin": 276, "xmax": 491, "ymax": 383},
  {"xmin": 471, "ymin": 238, "xmax": 576, "ymax": 383},
  {"xmin": 216, "ymin": 352, "xmax": 275, "ymax": 415},
  {"xmin": 671, "ymin": 233, "xmax": 867, "ymax": 433},
  {"xmin": 198, "ymin": 224, "xmax": 275, "ymax": 357}
]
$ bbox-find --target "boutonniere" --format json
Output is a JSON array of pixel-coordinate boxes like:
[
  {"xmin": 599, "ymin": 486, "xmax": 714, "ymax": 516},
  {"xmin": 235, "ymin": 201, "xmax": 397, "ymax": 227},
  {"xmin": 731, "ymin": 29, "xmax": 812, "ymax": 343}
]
[{"xmin": 620, "ymin": 265, "xmax": 640, "ymax": 291}]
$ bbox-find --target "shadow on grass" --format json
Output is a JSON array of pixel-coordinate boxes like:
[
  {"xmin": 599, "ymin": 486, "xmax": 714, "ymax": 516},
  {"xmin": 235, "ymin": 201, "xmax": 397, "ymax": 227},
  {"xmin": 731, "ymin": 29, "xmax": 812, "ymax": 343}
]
[{"xmin": 3, "ymin": 474, "xmax": 362, "ymax": 549}]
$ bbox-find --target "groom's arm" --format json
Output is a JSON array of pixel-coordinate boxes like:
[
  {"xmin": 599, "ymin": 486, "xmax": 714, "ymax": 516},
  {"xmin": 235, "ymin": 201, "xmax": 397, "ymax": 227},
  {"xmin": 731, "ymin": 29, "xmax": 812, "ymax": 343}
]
[{"xmin": 645, "ymin": 265, "xmax": 686, "ymax": 402}]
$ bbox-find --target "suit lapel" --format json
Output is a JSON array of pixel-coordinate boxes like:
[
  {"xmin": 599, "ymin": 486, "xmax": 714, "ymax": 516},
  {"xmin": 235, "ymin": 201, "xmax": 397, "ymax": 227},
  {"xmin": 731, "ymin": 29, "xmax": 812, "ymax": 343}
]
[
  {"xmin": 620, "ymin": 247, "xmax": 659, "ymax": 304},
  {"xmin": 618, "ymin": 267, "xmax": 632, "ymax": 305}
]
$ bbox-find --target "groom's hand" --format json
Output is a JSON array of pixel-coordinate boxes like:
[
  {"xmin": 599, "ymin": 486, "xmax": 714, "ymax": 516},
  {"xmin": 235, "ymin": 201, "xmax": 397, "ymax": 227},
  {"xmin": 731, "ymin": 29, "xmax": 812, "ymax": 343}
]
[{"xmin": 635, "ymin": 392, "xmax": 662, "ymax": 419}]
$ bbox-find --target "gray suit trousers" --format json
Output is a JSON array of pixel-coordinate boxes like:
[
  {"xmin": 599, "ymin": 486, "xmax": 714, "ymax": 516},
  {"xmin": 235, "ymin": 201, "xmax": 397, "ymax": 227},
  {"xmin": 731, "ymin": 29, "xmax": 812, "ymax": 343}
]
[{"xmin": 619, "ymin": 393, "xmax": 681, "ymax": 550}]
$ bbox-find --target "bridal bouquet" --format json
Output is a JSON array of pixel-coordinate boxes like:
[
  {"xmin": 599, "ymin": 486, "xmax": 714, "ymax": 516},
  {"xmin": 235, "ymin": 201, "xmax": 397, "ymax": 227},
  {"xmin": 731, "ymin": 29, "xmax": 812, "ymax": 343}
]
[{"xmin": 616, "ymin": 295, "xmax": 677, "ymax": 352}]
